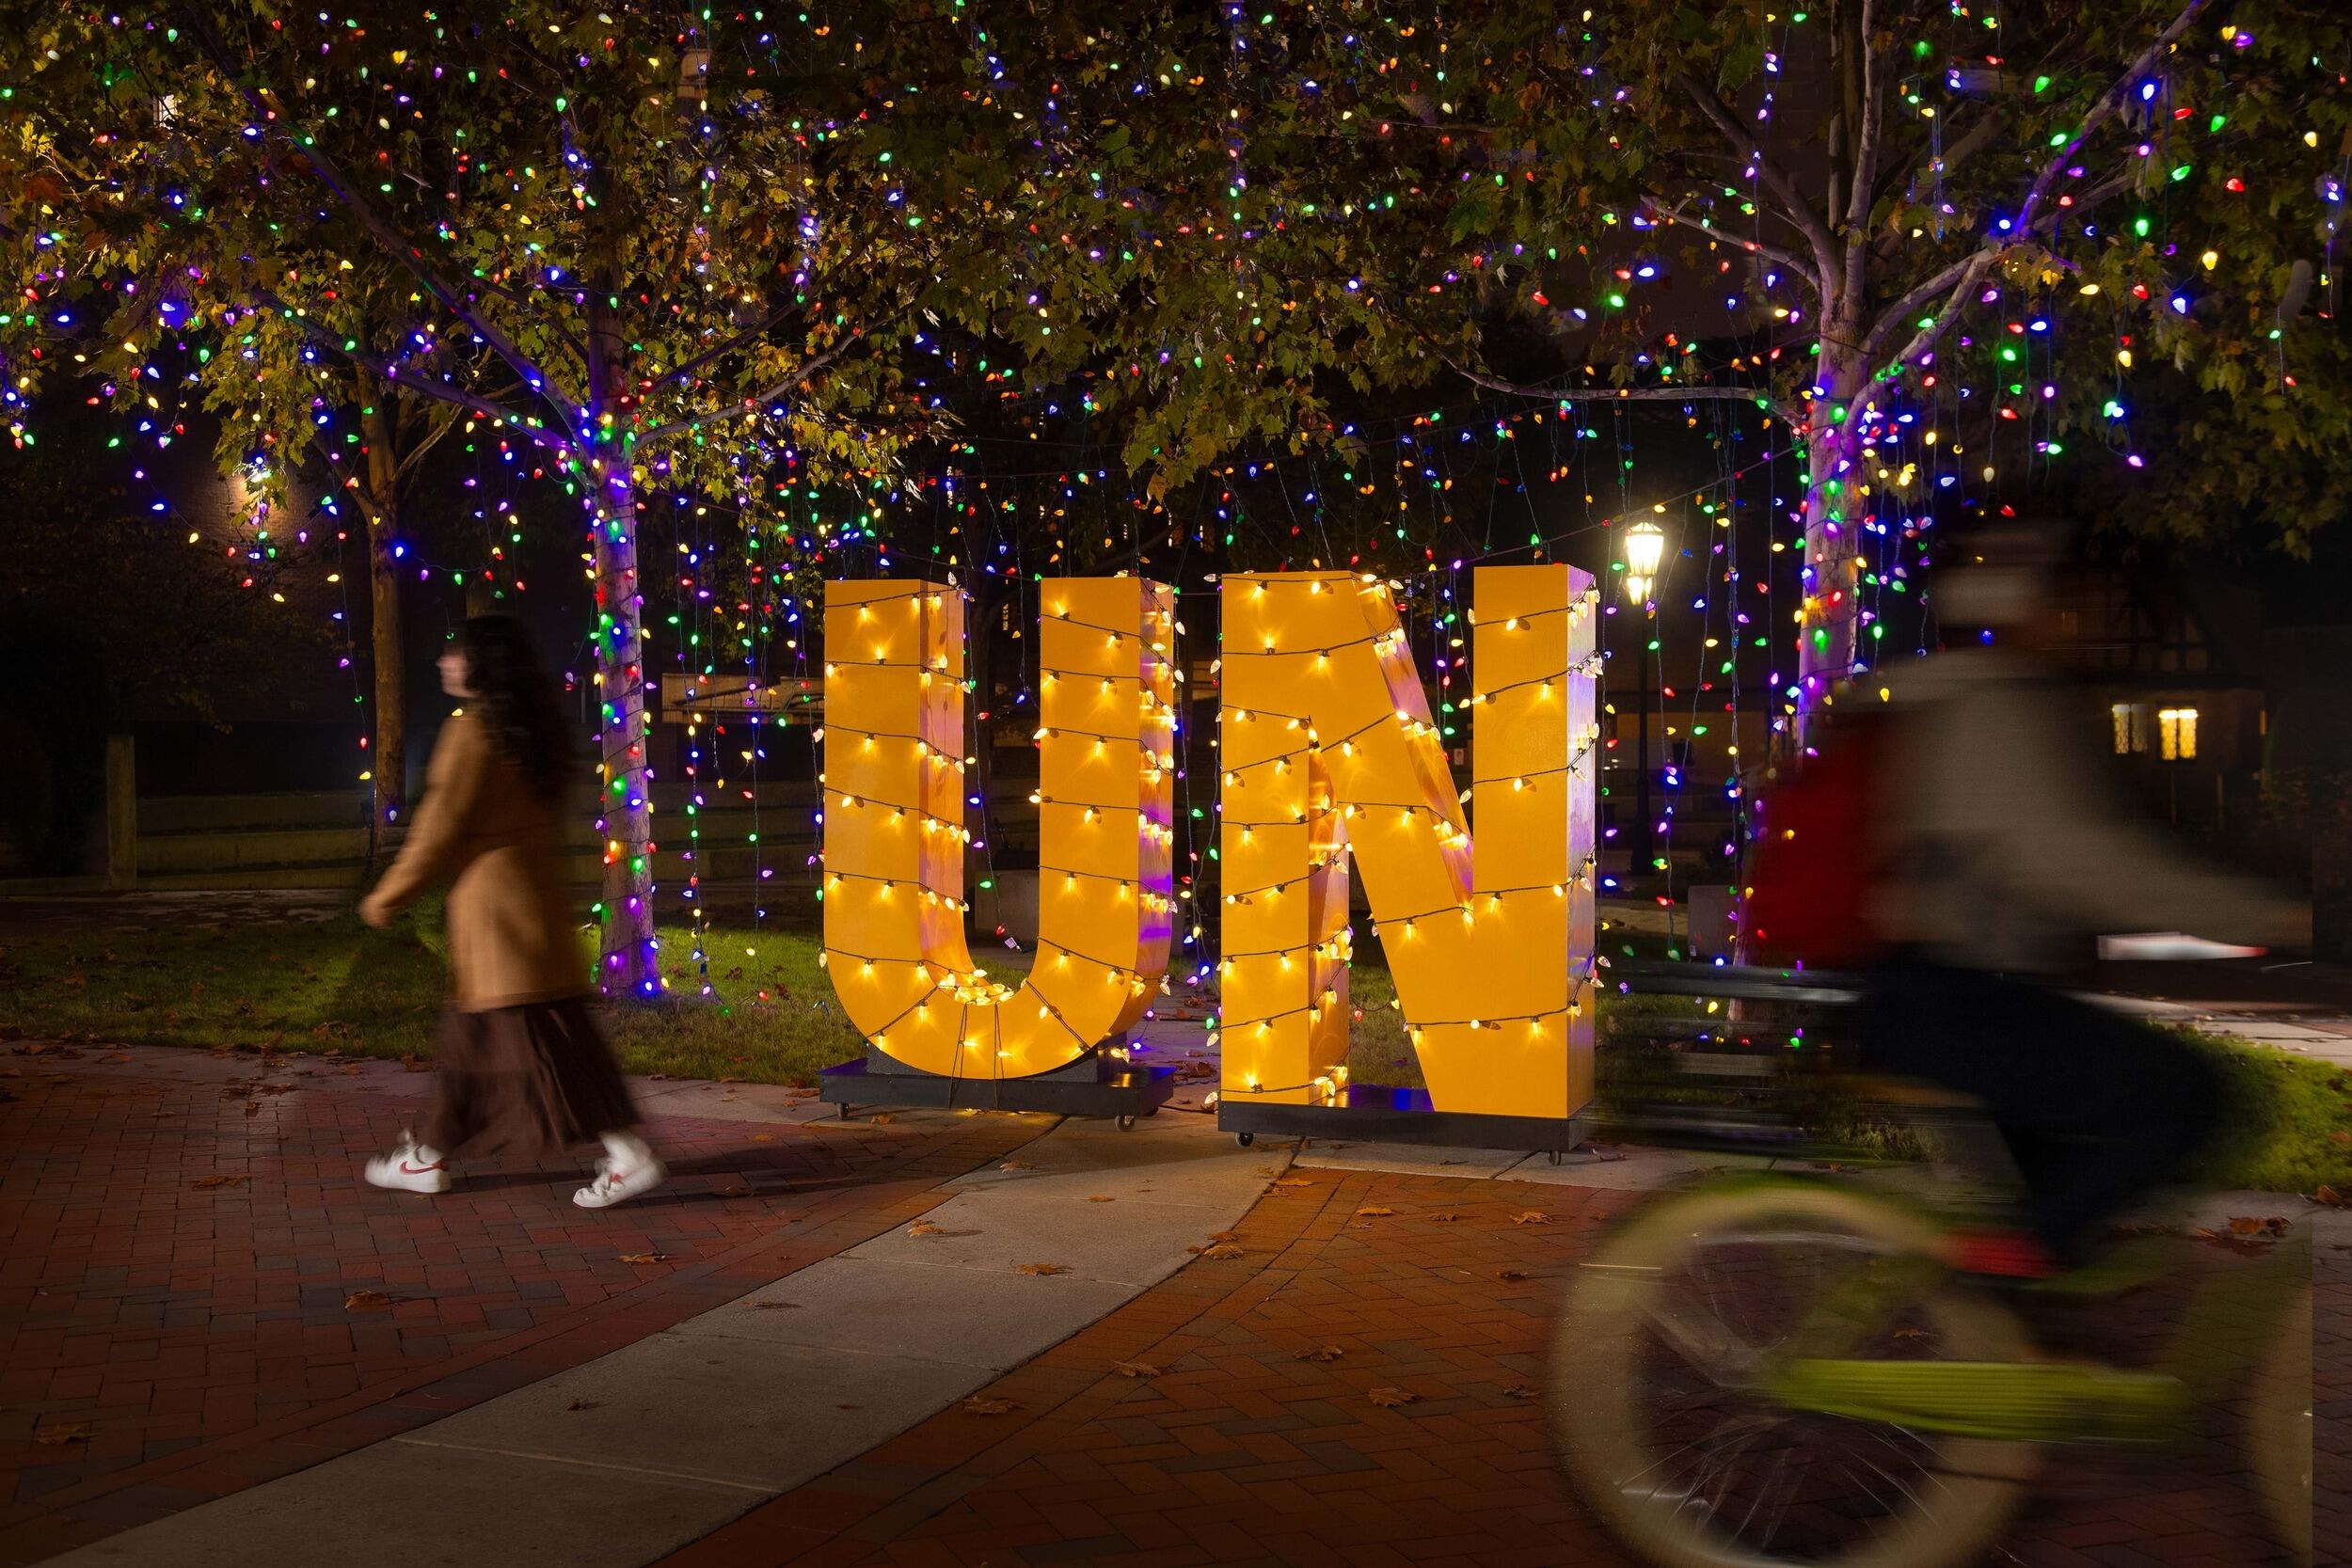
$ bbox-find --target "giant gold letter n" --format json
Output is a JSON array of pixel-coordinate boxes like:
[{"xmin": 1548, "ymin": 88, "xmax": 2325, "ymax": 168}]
[{"xmin": 1219, "ymin": 568, "xmax": 1597, "ymax": 1120}]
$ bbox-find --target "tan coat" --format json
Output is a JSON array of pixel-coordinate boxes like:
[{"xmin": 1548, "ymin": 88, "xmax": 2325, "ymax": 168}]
[{"xmin": 360, "ymin": 711, "xmax": 587, "ymax": 1008}]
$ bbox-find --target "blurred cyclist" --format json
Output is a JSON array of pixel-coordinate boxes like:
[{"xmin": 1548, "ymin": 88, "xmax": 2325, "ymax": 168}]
[{"xmin": 1787, "ymin": 525, "xmax": 2308, "ymax": 1275}]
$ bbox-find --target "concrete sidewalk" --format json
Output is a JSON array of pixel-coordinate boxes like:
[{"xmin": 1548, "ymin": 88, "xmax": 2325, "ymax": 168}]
[
  {"xmin": 2101, "ymin": 995, "xmax": 2352, "ymax": 1068},
  {"xmin": 40, "ymin": 1103, "xmax": 1274, "ymax": 1568}
]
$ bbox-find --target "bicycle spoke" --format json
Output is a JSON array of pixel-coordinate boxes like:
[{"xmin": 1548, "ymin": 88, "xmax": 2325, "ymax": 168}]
[
  {"xmin": 1644, "ymin": 1303, "xmax": 1759, "ymax": 1383},
  {"xmin": 1559, "ymin": 1188, "xmax": 2032, "ymax": 1568}
]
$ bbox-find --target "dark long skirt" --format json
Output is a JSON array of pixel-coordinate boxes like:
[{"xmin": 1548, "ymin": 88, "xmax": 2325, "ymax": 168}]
[{"xmin": 422, "ymin": 996, "xmax": 639, "ymax": 1160}]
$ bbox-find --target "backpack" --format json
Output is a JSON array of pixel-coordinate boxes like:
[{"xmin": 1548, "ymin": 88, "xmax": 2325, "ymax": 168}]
[{"xmin": 1741, "ymin": 712, "xmax": 1896, "ymax": 970}]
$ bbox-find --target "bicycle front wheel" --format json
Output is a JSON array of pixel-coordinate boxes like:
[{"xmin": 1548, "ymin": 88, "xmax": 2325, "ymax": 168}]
[{"xmin": 1551, "ymin": 1179, "xmax": 2040, "ymax": 1568}]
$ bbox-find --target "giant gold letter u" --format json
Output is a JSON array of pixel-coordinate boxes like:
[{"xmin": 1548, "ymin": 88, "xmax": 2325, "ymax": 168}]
[{"xmin": 821, "ymin": 578, "xmax": 1176, "ymax": 1078}]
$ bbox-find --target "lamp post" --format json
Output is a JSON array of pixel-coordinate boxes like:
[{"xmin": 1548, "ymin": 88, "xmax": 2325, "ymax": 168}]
[{"xmin": 1621, "ymin": 520, "xmax": 1667, "ymax": 874}]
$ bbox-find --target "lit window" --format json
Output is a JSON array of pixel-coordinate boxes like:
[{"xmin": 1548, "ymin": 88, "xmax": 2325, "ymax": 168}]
[
  {"xmin": 2157, "ymin": 707, "xmax": 2198, "ymax": 762},
  {"xmin": 2109, "ymin": 703, "xmax": 2149, "ymax": 755}
]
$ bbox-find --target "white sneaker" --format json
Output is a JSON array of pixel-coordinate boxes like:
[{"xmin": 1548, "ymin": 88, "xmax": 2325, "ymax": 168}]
[
  {"xmin": 365, "ymin": 1132, "xmax": 453, "ymax": 1195},
  {"xmin": 573, "ymin": 1152, "xmax": 665, "ymax": 1210}
]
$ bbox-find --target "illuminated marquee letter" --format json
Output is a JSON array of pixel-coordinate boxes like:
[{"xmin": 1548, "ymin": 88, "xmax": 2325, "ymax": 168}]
[
  {"xmin": 1220, "ymin": 568, "xmax": 1597, "ymax": 1120},
  {"xmin": 821, "ymin": 579, "xmax": 1175, "ymax": 1077}
]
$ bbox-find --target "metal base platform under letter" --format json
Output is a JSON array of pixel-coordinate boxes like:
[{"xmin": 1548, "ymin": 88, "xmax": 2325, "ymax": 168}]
[
  {"xmin": 1217, "ymin": 1082, "xmax": 1586, "ymax": 1153},
  {"xmin": 818, "ymin": 1046, "xmax": 1177, "ymax": 1129}
]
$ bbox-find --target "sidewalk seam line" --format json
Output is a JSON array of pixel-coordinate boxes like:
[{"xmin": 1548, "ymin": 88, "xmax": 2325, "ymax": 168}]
[{"xmin": 388, "ymin": 1436, "xmax": 777, "ymax": 1494}]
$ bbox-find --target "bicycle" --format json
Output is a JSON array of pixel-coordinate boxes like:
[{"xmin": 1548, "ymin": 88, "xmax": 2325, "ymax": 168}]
[{"xmin": 1548, "ymin": 1107, "xmax": 2313, "ymax": 1568}]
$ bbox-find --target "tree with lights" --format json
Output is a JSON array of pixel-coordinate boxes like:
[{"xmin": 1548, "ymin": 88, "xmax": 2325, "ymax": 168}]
[
  {"xmin": 5, "ymin": 3, "xmax": 1073, "ymax": 994},
  {"xmin": 1003, "ymin": 0, "xmax": 2346, "ymax": 736}
]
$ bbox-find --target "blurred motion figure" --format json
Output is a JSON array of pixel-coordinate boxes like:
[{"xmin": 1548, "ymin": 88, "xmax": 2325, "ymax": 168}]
[
  {"xmin": 1768, "ymin": 525, "xmax": 2306, "ymax": 1274},
  {"xmin": 358, "ymin": 615, "xmax": 664, "ymax": 1209}
]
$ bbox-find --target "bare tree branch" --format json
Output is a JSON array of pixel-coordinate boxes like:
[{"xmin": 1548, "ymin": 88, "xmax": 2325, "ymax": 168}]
[
  {"xmin": 654, "ymin": 301, "xmax": 806, "ymax": 391},
  {"xmin": 1881, "ymin": 109, "xmax": 2002, "ymax": 214},
  {"xmin": 389, "ymin": 406, "xmax": 459, "ymax": 487},
  {"xmin": 631, "ymin": 328, "xmax": 876, "ymax": 446},
  {"xmin": 1649, "ymin": 200, "xmax": 1821, "ymax": 297},
  {"xmin": 466, "ymin": 273, "xmax": 589, "ymax": 377},
  {"xmin": 1842, "ymin": 246, "xmax": 1998, "ymax": 432},
  {"xmin": 2012, "ymin": 0, "xmax": 2212, "ymax": 234},
  {"xmin": 1845, "ymin": 0, "xmax": 1884, "ymax": 239},
  {"xmin": 1442, "ymin": 357, "xmax": 1801, "ymax": 425},
  {"xmin": 255, "ymin": 292, "xmax": 572, "ymax": 453},
  {"xmin": 1855, "ymin": 0, "xmax": 2212, "ymax": 378},
  {"xmin": 1674, "ymin": 71, "xmax": 1842, "ymax": 295},
  {"xmin": 310, "ymin": 431, "xmax": 371, "ymax": 514}
]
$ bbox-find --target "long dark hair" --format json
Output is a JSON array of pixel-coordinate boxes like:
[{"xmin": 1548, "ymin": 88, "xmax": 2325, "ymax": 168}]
[{"xmin": 459, "ymin": 616, "xmax": 574, "ymax": 802}]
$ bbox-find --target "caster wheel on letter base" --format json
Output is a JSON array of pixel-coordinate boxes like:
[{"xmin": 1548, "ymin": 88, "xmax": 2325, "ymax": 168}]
[{"xmin": 1235, "ymin": 1132, "xmax": 1254, "ymax": 1148}]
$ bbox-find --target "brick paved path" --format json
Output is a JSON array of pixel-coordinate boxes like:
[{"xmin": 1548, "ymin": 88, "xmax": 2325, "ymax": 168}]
[
  {"xmin": 0, "ymin": 1042, "xmax": 1043, "ymax": 1566},
  {"xmin": 670, "ymin": 1165, "xmax": 2340, "ymax": 1568}
]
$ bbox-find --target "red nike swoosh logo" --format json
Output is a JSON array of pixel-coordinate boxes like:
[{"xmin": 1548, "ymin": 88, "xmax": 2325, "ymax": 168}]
[{"xmin": 400, "ymin": 1162, "xmax": 443, "ymax": 1174}]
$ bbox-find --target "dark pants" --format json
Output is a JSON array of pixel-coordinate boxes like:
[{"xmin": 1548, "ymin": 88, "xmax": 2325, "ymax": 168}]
[{"xmin": 1859, "ymin": 959, "xmax": 2225, "ymax": 1265}]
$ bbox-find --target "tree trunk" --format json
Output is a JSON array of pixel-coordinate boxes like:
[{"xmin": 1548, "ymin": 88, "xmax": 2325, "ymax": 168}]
[
  {"xmin": 360, "ymin": 404, "xmax": 406, "ymax": 846},
  {"xmin": 586, "ymin": 300, "xmax": 662, "ymax": 998},
  {"xmin": 1794, "ymin": 336, "xmax": 1867, "ymax": 741}
]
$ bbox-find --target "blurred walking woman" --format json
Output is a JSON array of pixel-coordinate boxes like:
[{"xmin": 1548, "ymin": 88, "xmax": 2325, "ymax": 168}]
[{"xmin": 358, "ymin": 616, "xmax": 664, "ymax": 1209}]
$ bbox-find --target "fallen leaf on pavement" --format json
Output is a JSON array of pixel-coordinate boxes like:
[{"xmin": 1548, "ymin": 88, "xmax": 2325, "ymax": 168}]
[
  {"xmin": 35, "ymin": 1422, "xmax": 91, "ymax": 1445},
  {"xmin": 564, "ymin": 1400, "xmax": 602, "ymax": 1413},
  {"xmin": 1016, "ymin": 1262, "xmax": 1069, "ymax": 1276},
  {"xmin": 998, "ymin": 1159, "xmax": 1036, "ymax": 1171},
  {"xmin": 1511, "ymin": 1211, "xmax": 1552, "ymax": 1226},
  {"xmin": 1273, "ymin": 1177, "xmax": 1316, "ymax": 1188},
  {"xmin": 2312, "ymin": 1185, "xmax": 2346, "ymax": 1207},
  {"xmin": 869, "ymin": 1113, "xmax": 894, "ymax": 1124},
  {"xmin": 2192, "ymin": 1227, "xmax": 2270, "ymax": 1255},
  {"xmin": 1498, "ymin": 1269, "xmax": 1531, "ymax": 1283},
  {"xmin": 1086, "ymin": 1196, "xmax": 1116, "ymax": 1203},
  {"xmin": 1112, "ymin": 1361, "xmax": 1160, "ymax": 1378},
  {"xmin": 1356, "ymin": 1206, "xmax": 1395, "ymax": 1218},
  {"xmin": 1200, "ymin": 1243, "xmax": 1244, "ymax": 1259},
  {"xmin": 617, "ymin": 1252, "xmax": 672, "ymax": 1265},
  {"xmin": 1502, "ymin": 1385, "xmax": 1537, "ymax": 1401},
  {"xmin": 906, "ymin": 1220, "xmax": 945, "ymax": 1237},
  {"xmin": 1294, "ymin": 1345, "xmax": 1344, "ymax": 1363},
  {"xmin": 962, "ymin": 1396, "xmax": 1018, "ymax": 1416},
  {"xmin": 1207, "ymin": 1230, "xmax": 1241, "ymax": 1243},
  {"xmin": 343, "ymin": 1290, "xmax": 395, "ymax": 1312},
  {"xmin": 1429, "ymin": 1211, "xmax": 1460, "ymax": 1223},
  {"xmin": 399, "ymin": 1053, "xmax": 429, "ymax": 1073},
  {"xmin": 1367, "ymin": 1387, "xmax": 1419, "ymax": 1408},
  {"xmin": 192, "ymin": 1175, "xmax": 248, "ymax": 1190}
]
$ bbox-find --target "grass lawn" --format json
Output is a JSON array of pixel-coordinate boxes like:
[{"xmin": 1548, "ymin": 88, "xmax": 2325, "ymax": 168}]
[
  {"xmin": 0, "ymin": 899, "xmax": 866, "ymax": 1087},
  {"xmin": 4, "ymin": 907, "xmax": 2344, "ymax": 1195},
  {"xmin": 2187, "ymin": 1031, "xmax": 2352, "ymax": 1196}
]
